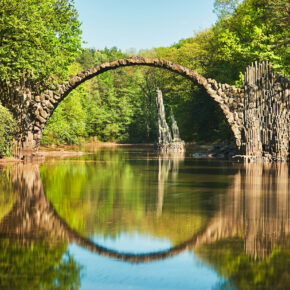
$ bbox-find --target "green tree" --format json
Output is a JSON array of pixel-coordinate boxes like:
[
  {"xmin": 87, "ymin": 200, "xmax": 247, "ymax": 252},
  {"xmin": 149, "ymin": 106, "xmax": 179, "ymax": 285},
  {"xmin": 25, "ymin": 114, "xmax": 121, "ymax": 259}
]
[
  {"xmin": 211, "ymin": 0, "xmax": 289, "ymax": 76},
  {"xmin": 0, "ymin": 0, "xmax": 83, "ymax": 143},
  {"xmin": 196, "ymin": 239, "xmax": 290, "ymax": 290},
  {"xmin": 42, "ymin": 81, "xmax": 88, "ymax": 145},
  {"xmin": 0, "ymin": 0, "xmax": 82, "ymax": 84},
  {"xmin": 214, "ymin": 0, "xmax": 242, "ymax": 18},
  {"xmin": 43, "ymin": 47, "xmax": 158, "ymax": 144},
  {"xmin": 0, "ymin": 103, "xmax": 16, "ymax": 157},
  {"xmin": 41, "ymin": 0, "xmax": 290, "ymax": 146},
  {"xmin": 0, "ymin": 239, "xmax": 82, "ymax": 289}
]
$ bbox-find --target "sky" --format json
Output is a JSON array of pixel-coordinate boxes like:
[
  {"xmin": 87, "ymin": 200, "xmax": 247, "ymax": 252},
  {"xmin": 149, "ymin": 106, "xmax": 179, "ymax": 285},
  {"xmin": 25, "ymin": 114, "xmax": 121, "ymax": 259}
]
[{"xmin": 74, "ymin": 0, "xmax": 217, "ymax": 51}]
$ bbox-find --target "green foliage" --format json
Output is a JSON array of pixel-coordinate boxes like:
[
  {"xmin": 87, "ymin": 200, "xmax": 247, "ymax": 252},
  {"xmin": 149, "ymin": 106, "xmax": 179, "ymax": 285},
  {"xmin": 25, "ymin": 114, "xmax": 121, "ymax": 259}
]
[
  {"xmin": 40, "ymin": 148, "xmax": 222, "ymax": 243},
  {"xmin": 0, "ymin": 104, "xmax": 16, "ymax": 157},
  {"xmin": 0, "ymin": 0, "xmax": 83, "ymax": 147},
  {"xmin": 81, "ymin": 48, "xmax": 158, "ymax": 143},
  {"xmin": 43, "ymin": 48, "xmax": 158, "ymax": 144},
  {"xmin": 0, "ymin": 239, "xmax": 82, "ymax": 289},
  {"xmin": 0, "ymin": 0, "xmax": 82, "ymax": 84},
  {"xmin": 196, "ymin": 239, "xmax": 290, "ymax": 290},
  {"xmin": 26, "ymin": 0, "xmax": 290, "ymax": 145},
  {"xmin": 42, "ymin": 86, "xmax": 87, "ymax": 145},
  {"xmin": 138, "ymin": 35, "xmax": 234, "ymax": 142},
  {"xmin": 211, "ymin": 0, "xmax": 289, "ymax": 77},
  {"xmin": 214, "ymin": 0, "xmax": 242, "ymax": 18}
]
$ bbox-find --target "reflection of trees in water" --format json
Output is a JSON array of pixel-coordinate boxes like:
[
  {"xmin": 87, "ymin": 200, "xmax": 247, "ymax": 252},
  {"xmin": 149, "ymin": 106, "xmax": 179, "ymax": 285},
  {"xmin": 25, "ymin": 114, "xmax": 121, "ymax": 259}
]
[
  {"xmin": 196, "ymin": 238, "xmax": 290, "ymax": 290},
  {"xmin": 0, "ymin": 163, "xmax": 82, "ymax": 289},
  {"xmin": 0, "ymin": 161, "xmax": 288, "ymax": 288},
  {"xmin": 0, "ymin": 239, "xmax": 81, "ymax": 290},
  {"xmin": 0, "ymin": 166, "xmax": 16, "ymax": 220},
  {"xmin": 0, "ymin": 161, "xmax": 288, "ymax": 262},
  {"xmin": 1, "ymin": 163, "xmax": 67, "ymax": 239},
  {"xmin": 40, "ymin": 153, "xmax": 201, "ymax": 244}
]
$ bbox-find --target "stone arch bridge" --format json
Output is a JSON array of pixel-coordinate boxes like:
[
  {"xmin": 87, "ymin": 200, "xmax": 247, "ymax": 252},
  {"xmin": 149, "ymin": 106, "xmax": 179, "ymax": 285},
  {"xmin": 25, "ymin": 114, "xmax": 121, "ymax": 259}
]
[{"xmin": 4, "ymin": 57, "xmax": 289, "ymax": 161}]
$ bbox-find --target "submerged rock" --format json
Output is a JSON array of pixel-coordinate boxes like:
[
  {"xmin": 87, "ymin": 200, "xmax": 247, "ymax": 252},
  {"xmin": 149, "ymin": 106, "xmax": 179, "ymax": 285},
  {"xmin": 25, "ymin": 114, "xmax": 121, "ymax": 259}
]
[{"xmin": 192, "ymin": 141, "xmax": 237, "ymax": 160}]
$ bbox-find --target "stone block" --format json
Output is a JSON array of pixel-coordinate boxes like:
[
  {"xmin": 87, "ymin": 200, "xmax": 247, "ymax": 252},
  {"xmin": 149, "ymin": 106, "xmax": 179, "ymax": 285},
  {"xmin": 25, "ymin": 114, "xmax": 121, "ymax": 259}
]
[
  {"xmin": 39, "ymin": 107, "xmax": 48, "ymax": 119},
  {"xmin": 36, "ymin": 115, "xmax": 46, "ymax": 123},
  {"xmin": 34, "ymin": 95, "xmax": 41, "ymax": 102}
]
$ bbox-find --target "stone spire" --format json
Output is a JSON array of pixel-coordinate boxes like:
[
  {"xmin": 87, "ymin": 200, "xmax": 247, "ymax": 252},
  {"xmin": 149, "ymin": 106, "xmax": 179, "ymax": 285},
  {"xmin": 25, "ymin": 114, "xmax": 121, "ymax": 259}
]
[
  {"xmin": 156, "ymin": 89, "xmax": 185, "ymax": 153},
  {"xmin": 156, "ymin": 88, "xmax": 172, "ymax": 145},
  {"xmin": 170, "ymin": 108, "xmax": 181, "ymax": 142}
]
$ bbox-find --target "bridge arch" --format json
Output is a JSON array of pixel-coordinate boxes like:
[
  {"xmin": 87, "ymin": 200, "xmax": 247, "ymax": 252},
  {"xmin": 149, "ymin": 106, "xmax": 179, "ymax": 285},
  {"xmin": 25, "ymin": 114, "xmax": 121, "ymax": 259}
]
[{"xmin": 31, "ymin": 57, "xmax": 242, "ymax": 150}]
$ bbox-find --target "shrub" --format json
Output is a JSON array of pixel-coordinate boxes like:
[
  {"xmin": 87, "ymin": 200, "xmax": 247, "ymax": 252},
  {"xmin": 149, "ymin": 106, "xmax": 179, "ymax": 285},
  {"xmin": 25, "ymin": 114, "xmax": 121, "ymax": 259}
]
[{"xmin": 0, "ymin": 104, "xmax": 16, "ymax": 158}]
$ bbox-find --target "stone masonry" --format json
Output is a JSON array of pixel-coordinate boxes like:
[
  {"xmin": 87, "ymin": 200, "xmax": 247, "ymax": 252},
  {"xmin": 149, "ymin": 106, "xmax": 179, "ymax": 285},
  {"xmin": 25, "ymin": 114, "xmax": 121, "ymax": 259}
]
[{"xmin": 1, "ymin": 57, "xmax": 289, "ymax": 161}]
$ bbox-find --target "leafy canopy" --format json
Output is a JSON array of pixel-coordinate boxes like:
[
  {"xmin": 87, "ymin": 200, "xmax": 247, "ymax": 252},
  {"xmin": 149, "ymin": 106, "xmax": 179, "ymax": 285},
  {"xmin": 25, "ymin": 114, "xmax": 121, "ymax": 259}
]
[
  {"xmin": 212, "ymin": 0, "xmax": 290, "ymax": 75},
  {"xmin": 42, "ymin": 0, "xmax": 290, "ymax": 145},
  {"xmin": 0, "ymin": 0, "xmax": 82, "ymax": 84}
]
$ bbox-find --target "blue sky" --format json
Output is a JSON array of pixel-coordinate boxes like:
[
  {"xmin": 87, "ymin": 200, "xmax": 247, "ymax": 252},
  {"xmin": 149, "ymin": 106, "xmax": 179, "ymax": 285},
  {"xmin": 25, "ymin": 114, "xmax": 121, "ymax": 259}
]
[{"xmin": 74, "ymin": 0, "xmax": 217, "ymax": 51}]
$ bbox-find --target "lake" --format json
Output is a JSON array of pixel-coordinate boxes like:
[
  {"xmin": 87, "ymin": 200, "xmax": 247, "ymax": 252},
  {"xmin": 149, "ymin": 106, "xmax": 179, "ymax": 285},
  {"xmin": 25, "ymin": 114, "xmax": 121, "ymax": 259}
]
[{"xmin": 0, "ymin": 146, "xmax": 289, "ymax": 289}]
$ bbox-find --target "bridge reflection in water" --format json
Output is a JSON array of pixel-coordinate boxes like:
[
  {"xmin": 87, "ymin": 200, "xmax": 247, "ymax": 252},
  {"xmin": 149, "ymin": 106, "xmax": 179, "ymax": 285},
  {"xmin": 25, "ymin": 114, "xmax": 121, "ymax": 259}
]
[{"xmin": 0, "ymin": 160, "xmax": 288, "ymax": 262}]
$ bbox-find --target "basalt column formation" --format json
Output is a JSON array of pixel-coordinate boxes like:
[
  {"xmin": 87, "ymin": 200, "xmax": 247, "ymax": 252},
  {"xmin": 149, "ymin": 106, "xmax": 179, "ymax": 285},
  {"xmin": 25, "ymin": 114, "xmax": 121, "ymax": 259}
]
[
  {"xmin": 156, "ymin": 89, "xmax": 185, "ymax": 153},
  {"xmin": 237, "ymin": 61, "xmax": 289, "ymax": 161}
]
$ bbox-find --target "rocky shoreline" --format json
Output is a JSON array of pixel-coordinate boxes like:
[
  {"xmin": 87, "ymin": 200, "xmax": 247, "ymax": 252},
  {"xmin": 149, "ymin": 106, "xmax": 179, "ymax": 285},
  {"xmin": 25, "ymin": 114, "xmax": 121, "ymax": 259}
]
[
  {"xmin": 192, "ymin": 141, "xmax": 237, "ymax": 160},
  {"xmin": 156, "ymin": 141, "xmax": 185, "ymax": 153},
  {"xmin": 192, "ymin": 141, "xmax": 289, "ymax": 162}
]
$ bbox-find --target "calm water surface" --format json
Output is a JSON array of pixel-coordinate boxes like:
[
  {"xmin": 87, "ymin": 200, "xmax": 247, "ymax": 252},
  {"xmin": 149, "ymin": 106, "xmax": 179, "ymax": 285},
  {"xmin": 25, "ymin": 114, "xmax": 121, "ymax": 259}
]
[{"xmin": 0, "ymin": 146, "xmax": 289, "ymax": 289}]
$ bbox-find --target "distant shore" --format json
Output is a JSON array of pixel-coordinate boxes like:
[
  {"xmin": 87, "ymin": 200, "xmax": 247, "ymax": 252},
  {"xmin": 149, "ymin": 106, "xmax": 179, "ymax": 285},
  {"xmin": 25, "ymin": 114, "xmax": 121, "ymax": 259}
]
[
  {"xmin": 0, "ymin": 142, "xmax": 155, "ymax": 164},
  {"xmin": 0, "ymin": 141, "xmax": 219, "ymax": 164}
]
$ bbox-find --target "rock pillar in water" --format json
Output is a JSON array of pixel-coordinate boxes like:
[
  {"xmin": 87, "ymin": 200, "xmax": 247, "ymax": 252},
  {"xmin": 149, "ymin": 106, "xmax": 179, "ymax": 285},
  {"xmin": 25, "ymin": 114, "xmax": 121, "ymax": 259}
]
[{"xmin": 156, "ymin": 89, "xmax": 185, "ymax": 153}]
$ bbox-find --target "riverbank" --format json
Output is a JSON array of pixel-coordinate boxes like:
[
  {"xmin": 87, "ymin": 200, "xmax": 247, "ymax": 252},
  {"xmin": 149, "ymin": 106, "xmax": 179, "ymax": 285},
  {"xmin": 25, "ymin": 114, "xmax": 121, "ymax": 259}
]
[
  {"xmin": 0, "ymin": 147, "xmax": 88, "ymax": 164},
  {"xmin": 0, "ymin": 141, "xmax": 223, "ymax": 164},
  {"xmin": 0, "ymin": 142, "xmax": 154, "ymax": 164}
]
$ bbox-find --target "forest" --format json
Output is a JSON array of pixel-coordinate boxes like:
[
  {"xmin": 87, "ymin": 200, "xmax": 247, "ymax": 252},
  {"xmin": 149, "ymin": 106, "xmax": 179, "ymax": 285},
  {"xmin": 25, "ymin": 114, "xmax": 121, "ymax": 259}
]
[
  {"xmin": 0, "ymin": 0, "xmax": 289, "ymax": 153},
  {"xmin": 0, "ymin": 2, "xmax": 289, "ymax": 287}
]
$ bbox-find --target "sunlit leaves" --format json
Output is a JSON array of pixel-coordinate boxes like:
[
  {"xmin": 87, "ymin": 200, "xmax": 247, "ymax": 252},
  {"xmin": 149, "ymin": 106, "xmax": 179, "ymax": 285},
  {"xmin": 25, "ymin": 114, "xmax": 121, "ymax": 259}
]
[
  {"xmin": 0, "ymin": 104, "xmax": 16, "ymax": 157},
  {"xmin": 213, "ymin": 0, "xmax": 289, "ymax": 74},
  {"xmin": 0, "ymin": 0, "xmax": 82, "ymax": 84}
]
